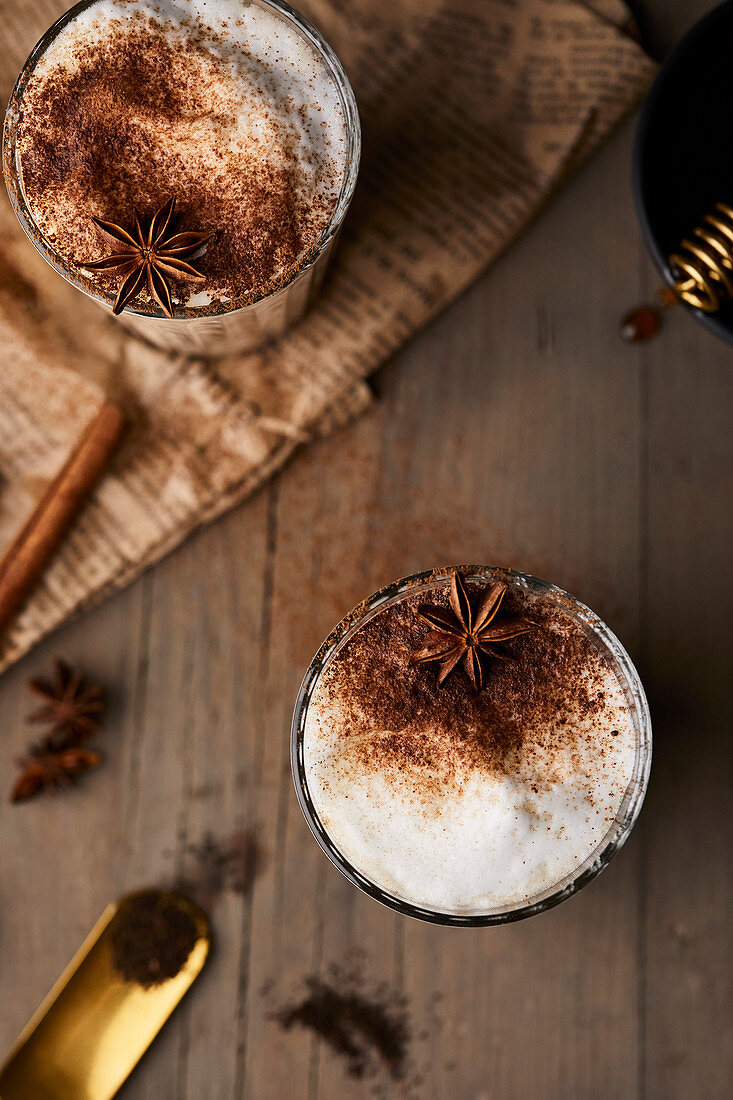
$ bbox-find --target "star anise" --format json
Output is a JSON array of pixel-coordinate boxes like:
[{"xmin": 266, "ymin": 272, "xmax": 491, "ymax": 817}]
[
  {"xmin": 82, "ymin": 196, "xmax": 212, "ymax": 317},
  {"xmin": 27, "ymin": 659, "xmax": 105, "ymax": 751},
  {"xmin": 11, "ymin": 748, "xmax": 101, "ymax": 803},
  {"xmin": 409, "ymin": 573, "xmax": 534, "ymax": 691}
]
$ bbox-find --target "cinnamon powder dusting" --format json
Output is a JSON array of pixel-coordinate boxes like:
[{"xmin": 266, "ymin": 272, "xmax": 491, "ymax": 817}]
[
  {"xmin": 309, "ymin": 584, "xmax": 623, "ymax": 804},
  {"xmin": 16, "ymin": 15, "xmax": 342, "ymax": 310}
]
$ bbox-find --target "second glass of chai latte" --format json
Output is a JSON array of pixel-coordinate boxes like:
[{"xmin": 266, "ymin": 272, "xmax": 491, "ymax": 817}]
[
  {"xmin": 3, "ymin": 0, "xmax": 360, "ymax": 355},
  {"xmin": 292, "ymin": 566, "xmax": 651, "ymax": 924}
]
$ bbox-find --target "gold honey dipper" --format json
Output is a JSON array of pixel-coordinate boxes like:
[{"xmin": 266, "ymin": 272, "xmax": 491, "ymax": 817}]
[
  {"xmin": 623, "ymin": 201, "xmax": 733, "ymax": 340},
  {"xmin": 667, "ymin": 201, "xmax": 733, "ymax": 312}
]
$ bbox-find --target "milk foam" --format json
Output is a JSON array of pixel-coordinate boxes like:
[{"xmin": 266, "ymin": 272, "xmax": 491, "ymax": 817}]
[
  {"xmin": 18, "ymin": 0, "xmax": 349, "ymax": 306},
  {"xmin": 303, "ymin": 590, "xmax": 639, "ymax": 914}
]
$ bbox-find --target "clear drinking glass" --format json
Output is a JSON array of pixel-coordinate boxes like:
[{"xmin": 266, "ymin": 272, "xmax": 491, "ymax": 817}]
[
  {"xmin": 291, "ymin": 566, "xmax": 652, "ymax": 926},
  {"xmin": 2, "ymin": 0, "xmax": 360, "ymax": 356}
]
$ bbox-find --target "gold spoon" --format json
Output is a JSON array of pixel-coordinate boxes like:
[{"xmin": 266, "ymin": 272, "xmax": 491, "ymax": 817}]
[{"xmin": 0, "ymin": 889, "xmax": 210, "ymax": 1100}]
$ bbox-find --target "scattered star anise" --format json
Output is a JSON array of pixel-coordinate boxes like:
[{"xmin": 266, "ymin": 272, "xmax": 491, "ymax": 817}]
[
  {"xmin": 27, "ymin": 658, "xmax": 105, "ymax": 751},
  {"xmin": 409, "ymin": 573, "xmax": 534, "ymax": 691},
  {"xmin": 9, "ymin": 660, "xmax": 107, "ymax": 804},
  {"xmin": 11, "ymin": 748, "xmax": 102, "ymax": 803},
  {"xmin": 82, "ymin": 196, "xmax": 212, "ymax": 317}
]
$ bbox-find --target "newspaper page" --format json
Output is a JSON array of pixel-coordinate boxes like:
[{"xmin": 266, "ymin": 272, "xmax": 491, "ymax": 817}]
[{"xmin": 0, "ymin": 0, "xmax": 655, "ymax": 672}]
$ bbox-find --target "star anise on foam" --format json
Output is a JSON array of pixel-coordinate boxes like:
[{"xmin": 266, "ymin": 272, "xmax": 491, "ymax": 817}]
[
  {"xmin": 82, "ymin": 196, "xmax": 212, "ymax": 317},
  {"xmin": 11, "ymin": 748, "xmax": 102, "ymax": 803},
  {"xmin": 409, "ymin": 573, "xmax": 534, "ymax": 692}
]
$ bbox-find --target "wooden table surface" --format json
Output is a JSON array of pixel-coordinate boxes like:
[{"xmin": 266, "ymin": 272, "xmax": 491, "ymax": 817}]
[{"xmin": 1, "ymin": 1, "xmax": 731, "ymax": 1097}]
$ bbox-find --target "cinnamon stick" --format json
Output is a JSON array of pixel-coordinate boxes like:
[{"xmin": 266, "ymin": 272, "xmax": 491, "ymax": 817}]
[{"xmin": 0, "ymin": 401, "xmax": 125, "ymax": 635}]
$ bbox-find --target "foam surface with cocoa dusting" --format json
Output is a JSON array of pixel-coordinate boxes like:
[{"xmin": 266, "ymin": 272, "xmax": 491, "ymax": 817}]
[
  {"xmin": 14, "ymin": 0, "xmax": 348, "ymax": 312},
  {"xmin": 303, "ymin": 578, "xmax": 639, "ymax": 913}
]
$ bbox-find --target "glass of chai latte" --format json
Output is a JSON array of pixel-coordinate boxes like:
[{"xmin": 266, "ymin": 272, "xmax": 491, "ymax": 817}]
[
  {"xmin": 292, "ymin": 566, "xmax": 652, "ymax": 925},
  {"xmin": 3, "ymin": 0, "xmax": 360, "ymax": 355}
]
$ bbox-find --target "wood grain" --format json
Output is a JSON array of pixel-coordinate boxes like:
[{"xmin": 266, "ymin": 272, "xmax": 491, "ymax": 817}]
[{"xmin": 0, "ymin": 3, "xmax": 730, "ymax": 1098}]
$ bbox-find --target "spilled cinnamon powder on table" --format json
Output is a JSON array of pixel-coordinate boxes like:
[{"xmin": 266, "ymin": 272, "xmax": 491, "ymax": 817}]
[
  {"xmin": 276, "ymin": 971, "xmax": 410, "ymax": 1080},
  {"xmin": 172, "ymin": 829, "xmax": 265, "ymax": 910}
]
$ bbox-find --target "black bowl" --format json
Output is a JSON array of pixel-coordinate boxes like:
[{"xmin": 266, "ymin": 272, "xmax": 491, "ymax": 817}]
[{"xmin": 634, "ymin": 0, "xmax": 733, "ymax": 345}]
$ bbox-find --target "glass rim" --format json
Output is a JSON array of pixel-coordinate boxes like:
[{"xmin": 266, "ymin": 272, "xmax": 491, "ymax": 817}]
[
  {"xmin": 291, "ymin": 565, "xmax": 652, "ymax": 927},
  {"xmin": 2, "ymin": 0, "xmax": 361, "ymax": 321}
]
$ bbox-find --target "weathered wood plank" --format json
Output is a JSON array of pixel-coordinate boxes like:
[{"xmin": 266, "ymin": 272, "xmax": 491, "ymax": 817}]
[
  {"xmin": 640, "ymin": 298, "xmax": 733, "ymax": 1100},
  {"xmin": 627, "ymin": 6, "xmax": 733, "ymax": 1092},
  {"xmin": 113, "ymin": 491, "xmax": 275, "ymax": 1099}
]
